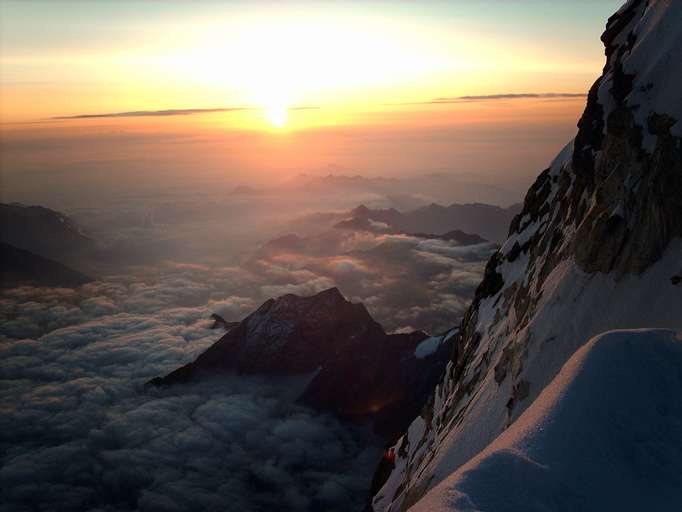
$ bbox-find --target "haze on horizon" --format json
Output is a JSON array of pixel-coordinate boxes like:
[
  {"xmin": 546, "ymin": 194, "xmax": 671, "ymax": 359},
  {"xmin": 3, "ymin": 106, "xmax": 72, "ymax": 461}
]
[{"xmin": 1, "ymin": 0, "xmax": 622, "ymax": 208}]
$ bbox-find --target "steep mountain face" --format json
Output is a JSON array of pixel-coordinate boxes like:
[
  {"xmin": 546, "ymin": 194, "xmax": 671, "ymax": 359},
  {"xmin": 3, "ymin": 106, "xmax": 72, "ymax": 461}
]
[
  {"xmin": 0, "ymin": 203, "xmax": 94, "ymax": 265},
  {"xmin": 373, "ymin": 1, "xmax": 682, "ymax": 510},
  {"xmin": 411, "ymin": 330, "xmax": 682, "ymax": 512},
  {"xmin": 151, "ymin": 288, "xmax": 456, "ymax": 438},
  {"xmin": 0, "ymin": 242, "xmax": 92, "ymax": 288}
]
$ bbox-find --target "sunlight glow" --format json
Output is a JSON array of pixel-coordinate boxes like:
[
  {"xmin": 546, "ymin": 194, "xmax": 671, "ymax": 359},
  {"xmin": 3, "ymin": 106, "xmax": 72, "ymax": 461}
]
[
  {"xmin": 0, "ymin": 3, "xmax": 613, "ymax": 125},
  {"xmin": 265, "ymin": 104, "xmax": 288, "ymax": 128}
]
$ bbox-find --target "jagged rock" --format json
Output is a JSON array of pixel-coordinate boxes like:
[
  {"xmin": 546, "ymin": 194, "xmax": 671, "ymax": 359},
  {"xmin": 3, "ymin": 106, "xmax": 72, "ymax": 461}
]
[
  {"xmin": 150, "ymin": 288, "xmax": 456, "ymax": 439},
  {"xmin": 209, "ymin": 313, "xmax": 239, "ymax": 331}
]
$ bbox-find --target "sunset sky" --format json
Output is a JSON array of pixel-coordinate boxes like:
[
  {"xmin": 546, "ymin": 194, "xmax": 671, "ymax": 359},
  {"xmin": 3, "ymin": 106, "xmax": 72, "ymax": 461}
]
[
  {"xmin": 1, "ymin": 0, "xmax": 623, "ymax": 206},
  {"xmin": 1, "ymin": 1, "xmax": 622, "ymax": 123}
]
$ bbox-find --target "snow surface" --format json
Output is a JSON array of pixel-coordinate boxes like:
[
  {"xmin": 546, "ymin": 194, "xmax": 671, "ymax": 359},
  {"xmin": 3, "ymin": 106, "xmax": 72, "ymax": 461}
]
[
  {"xmin": 415, "ymin": 336, "xmax": 442, "ymax": 359},
  {"xmin": 393, "ymin": 239, "xmax": 682, "ymax": 510},
  {"xmin": 600, "ymin": 0, "xmax": 682, "ymax": 151},
  {"xmin": 411, "ymin": 329, "xmax": 682, "ymax": 512},
  {"xmin": 414, "ymin": 328, "xmax": 459, "ymax": 359}
]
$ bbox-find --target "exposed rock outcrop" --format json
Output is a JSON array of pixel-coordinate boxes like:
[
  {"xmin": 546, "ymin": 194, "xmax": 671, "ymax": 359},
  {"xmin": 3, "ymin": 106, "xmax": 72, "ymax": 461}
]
[{"xmin": 209, "ymin": 313, "xmax": 239, "ymax": 331}]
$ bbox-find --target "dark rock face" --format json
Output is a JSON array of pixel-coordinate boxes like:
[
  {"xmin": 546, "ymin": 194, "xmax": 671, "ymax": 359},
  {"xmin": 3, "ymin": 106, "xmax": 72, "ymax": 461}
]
[
  {"xmin": 571, "ymin": 78, "xmax": 682, "ymax": 274},
  {"xmin": 0, "ymin": 203, "xmax": 94, "ymax": 265},
  {"xmin": 150, "ymin": 288, "xmax": 453, "ymax": 439},
  {"xmin": 209, "ymin": 313, "xmax": 239, "ymax": 331},
  {"xmin": 569, "ymin": 0, "xmax": 682, "ymax": 275},
  {"xmin": 349, "ymin": 205, "xmax": 405, "ymax": 227},
  {"xmin": 0, "ymin": 242, "xmax": 92, "ymax": 288}
]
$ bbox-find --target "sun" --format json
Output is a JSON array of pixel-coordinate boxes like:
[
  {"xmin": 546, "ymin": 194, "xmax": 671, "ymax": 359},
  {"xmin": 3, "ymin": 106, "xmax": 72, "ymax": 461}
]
[{"xmin": 265, "ymin": 103, "xmax": 288, "ymax": 128}]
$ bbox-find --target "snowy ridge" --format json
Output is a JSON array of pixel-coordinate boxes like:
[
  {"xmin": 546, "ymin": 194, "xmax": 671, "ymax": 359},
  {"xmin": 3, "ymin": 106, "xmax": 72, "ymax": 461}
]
[
  {"xmin": 412, "ymin": 329, "xmax": 682, "ymax": 511},
  {"xmin": 372, "ymin": 2, "xmax": 682, "ymax": 510},
  {"xmin": 608, "ymin": 0, "xmax": 682, "ymax": 149},
  {"xmin": 415, "ymin": 329, "xmax": 458, "ymax": 359}
]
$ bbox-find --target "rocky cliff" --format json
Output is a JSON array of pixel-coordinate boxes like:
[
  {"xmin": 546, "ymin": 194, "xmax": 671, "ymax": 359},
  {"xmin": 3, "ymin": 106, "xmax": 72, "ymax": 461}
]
[{"xmin": 372, "ymin": 1, "xmax": 682, "ymax": 509}]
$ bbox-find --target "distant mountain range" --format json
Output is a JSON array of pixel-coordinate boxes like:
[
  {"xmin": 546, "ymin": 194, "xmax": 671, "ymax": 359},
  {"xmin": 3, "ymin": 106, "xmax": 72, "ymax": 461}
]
[
  {"xmin": 291, "ymin": 201, "xmax": 520, "ymax": 243},
  {"xmin": 0, "ymin": 203, "xmax": 94, "ymax": 261},
  {"xmin": 339, "ymin": 203, "xmax": 520, "ymax": 243},
  {"xmin": 0, "ymin": 203, "xmax": 95, "ymax": 287},
  {"xmin": 0, "ymin": 242, "xmax": 92, "ymax": 288},
  {"xmin": 232, "ymin": 172, "xmax": 523, "ymax": 209}
]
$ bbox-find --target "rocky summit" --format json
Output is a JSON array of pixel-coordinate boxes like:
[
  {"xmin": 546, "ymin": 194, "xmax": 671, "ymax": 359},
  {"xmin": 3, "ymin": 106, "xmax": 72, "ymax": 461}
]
[{"xmin": 150, "ymin": 287, "xmax": 456, "ymax": 439}]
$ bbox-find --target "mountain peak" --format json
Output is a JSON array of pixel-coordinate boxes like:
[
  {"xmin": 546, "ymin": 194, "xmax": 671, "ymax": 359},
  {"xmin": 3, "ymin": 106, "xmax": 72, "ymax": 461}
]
[
  {"xmin": 149, "ymin": 289, "xmax": 454, "ymax": 438},
  {"xmin": 313, "ymin": 286, "xmax": 345, "ymax": 302},
  {"xmin": 256, "ymin": 286, "xmax": 366, "ymax": 326},
  {"xmin": 351, "ymin": 204, "xmax": 371, "ymax": 217}
]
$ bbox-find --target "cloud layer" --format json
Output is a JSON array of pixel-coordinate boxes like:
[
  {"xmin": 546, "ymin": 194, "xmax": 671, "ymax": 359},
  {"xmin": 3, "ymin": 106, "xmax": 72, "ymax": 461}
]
[
  {"xmin": 0, "ymin": 189, "xmax": 496, "ymax": 510},
  {"xmin": 50, "ymin": 106, "xmax": 319, "ymax": 120},
  {"xmin": 0, "ymin": 271, "xmax": 380, "ymax": 512},
  {"xmin": 248, "ymin": 228, "xmax": 496, "ymax": 334},
  {"xmin": 391, "ymin": 93, "xmax": 585, "ymax": 106}
]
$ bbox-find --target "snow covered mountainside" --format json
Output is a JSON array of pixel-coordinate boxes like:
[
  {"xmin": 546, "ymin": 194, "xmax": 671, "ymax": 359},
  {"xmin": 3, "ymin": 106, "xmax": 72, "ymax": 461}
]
[
  {"xmin": 372, "ymin": 1, "xmax": 682, "ymax": 510},
  {"xmin": 411, "ymin": 329, "xmax": 682, "ymax": 512}
]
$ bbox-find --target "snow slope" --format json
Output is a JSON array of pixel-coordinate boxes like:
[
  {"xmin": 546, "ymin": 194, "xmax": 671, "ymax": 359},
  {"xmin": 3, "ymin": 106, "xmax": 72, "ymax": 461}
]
[
  {"xmin": 412, "ymin": 329, "xmax": 682, "ymax": 512},
  {"xmin": 415, "ymin": 329, "xmax": 458, "ymax": 359},
  {"xmin": 609, "ymin": 0, "xmax": 682, "ymax": 149}
]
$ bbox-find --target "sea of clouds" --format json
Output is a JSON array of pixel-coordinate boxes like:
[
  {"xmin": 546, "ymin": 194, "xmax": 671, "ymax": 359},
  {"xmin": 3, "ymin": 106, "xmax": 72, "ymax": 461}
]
[
  {"xmin": 247, "ymin": 228, "xmax": 495, "ymax": 334},
  {"xmin": 0, "ymin": 191, "xmax": 496, "ymax": 511},
  {"xmin": 0, "ymin": 272, "xmax": 380, "ymax": 512}
]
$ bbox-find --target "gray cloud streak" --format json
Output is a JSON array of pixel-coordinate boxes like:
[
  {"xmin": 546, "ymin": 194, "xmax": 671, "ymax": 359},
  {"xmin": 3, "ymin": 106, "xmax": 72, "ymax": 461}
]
[
  {"xmin": 51, "ymin": 108, "xmax": 252, "ymax": 119},
  {"xmin": 389, "ymin": 92, "xmax": 585, "ymax": 107},
  {"xmin": 437, "ymin": 93, "xmax": 586, "ymax": 102},
  {"xmin": 51, "ymin": 106, "xmax": 320, "ymax": 120}
]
